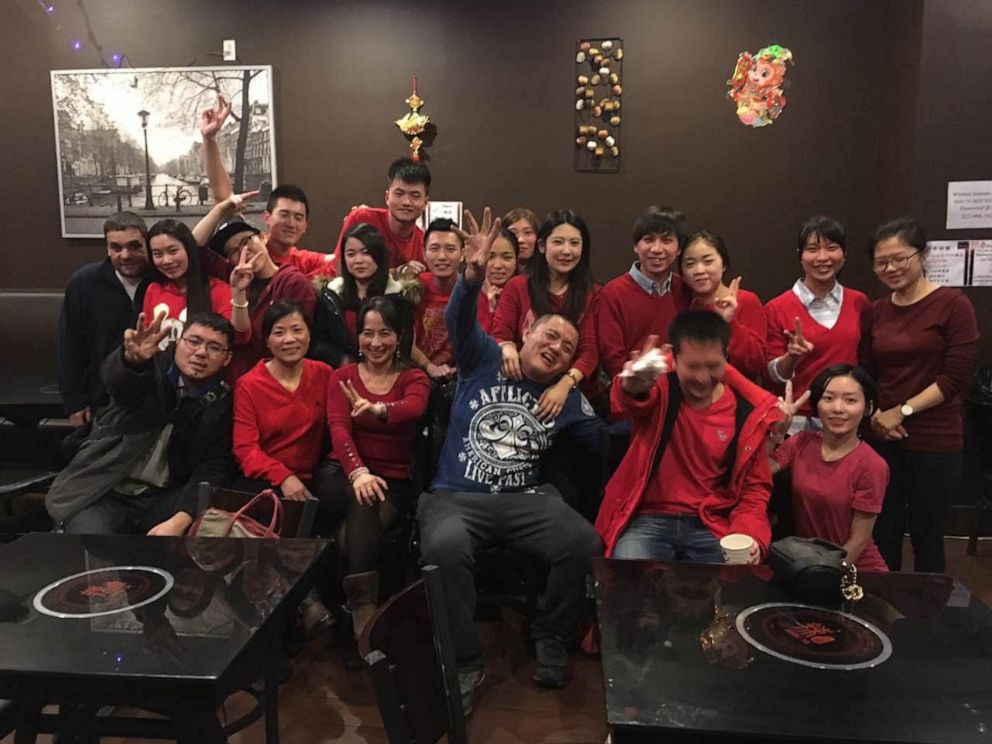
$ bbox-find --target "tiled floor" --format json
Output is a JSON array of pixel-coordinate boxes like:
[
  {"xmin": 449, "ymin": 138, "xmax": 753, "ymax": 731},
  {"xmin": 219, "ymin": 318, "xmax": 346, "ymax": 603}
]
[{"xmin": 5, "ymin": 537, "xmax": 990, "ymax": 743}]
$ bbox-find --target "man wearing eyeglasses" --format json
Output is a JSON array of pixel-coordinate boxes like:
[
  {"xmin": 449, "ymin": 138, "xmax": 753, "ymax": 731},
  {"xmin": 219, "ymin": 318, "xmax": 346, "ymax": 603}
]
[
  {"xmin": 58, "ymin": 212, "xmax": 151, "ymax": 427},
  {"xmin": 47, "ymin": 312, "xmax": 236, "ymax": 537}
]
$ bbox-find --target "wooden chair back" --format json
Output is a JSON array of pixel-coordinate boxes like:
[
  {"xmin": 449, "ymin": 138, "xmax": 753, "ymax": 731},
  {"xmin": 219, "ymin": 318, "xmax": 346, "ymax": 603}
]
[{"xmin": 359, "ymin": 565, "xmax": 466, "ymax": 744}]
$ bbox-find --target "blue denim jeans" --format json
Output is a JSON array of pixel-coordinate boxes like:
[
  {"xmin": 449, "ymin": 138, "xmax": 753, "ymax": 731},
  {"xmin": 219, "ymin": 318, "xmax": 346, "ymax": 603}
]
[{"xmin": 613, "ymin": 513, "xmax": 724, "ymax": 563}]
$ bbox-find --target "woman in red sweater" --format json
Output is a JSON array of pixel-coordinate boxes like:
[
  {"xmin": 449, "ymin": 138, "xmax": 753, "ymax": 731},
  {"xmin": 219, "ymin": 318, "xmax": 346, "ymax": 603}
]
[
  {"xmin": 490, "ymin": 209, "xmax": 600, "ymax": 418},
  {"xmin": 769, "ymin": 365, "xmax": 889, "ymax": 572},
  {"xmin": 503, "ymin": 206, "xmax": 539, "ymax": 273},
  {"xmin": 477, "ymin": 227, "xmax": 519, "ymax": 333},
  {"xmin": 326, "ymin": 296, "xmax": 430, "ymax": 646},
  {"xmin": 680, "ymin": 230, "xmax": 766, "ymax": 380},
  {"xmin": 232, "ymin": 300, "xmax": 334, "ymax": 501},
  {"xmin": 764, "ymin": 216, "xmax": 869, "ymax": 430},
  {"xmin": 143, "ymin": 220, "xmax": 248, "ymax": 342},
  {"xmin": 859, "ymin": 217, "xmax": 979, "ymax": 572}
]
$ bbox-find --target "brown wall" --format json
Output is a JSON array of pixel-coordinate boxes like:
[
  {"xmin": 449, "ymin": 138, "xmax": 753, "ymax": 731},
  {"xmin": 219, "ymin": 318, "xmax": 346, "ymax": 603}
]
[{"xmin": 5, "ymin": 0, "xmax": 989, "ymax": 361}]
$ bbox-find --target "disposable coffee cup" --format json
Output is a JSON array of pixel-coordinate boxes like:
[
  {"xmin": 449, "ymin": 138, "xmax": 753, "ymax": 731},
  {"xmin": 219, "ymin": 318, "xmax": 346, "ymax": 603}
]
[{"xmin": 720, "ymin": 533, "xmax": 754, "ymax": 564}]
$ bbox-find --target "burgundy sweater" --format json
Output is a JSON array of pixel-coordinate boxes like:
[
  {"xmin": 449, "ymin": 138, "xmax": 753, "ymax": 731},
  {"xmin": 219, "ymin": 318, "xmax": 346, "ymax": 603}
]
[{"xmin": 858, "ymin": 287, "xmax": 979, "ymax": 452}]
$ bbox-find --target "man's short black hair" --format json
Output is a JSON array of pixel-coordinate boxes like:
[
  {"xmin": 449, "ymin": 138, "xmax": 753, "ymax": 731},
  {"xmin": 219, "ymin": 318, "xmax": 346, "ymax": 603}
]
[
  {"xmin": 668, "ymin": 310, "xmax": 730, "ymax": 357},
  {"xmin": 387, "ymin": 158, "xmax": 431, "ymax": 191},
  {"xmin": 424, "ymin": 217, "xmax": 463, "ymax": 248},
  {"xmin": 103, "ymin": 211, "xmax": 148, "ymax": 240},
  {"xmin": 266, "ymin": 184, "xmax": 310, "ymax": 218},
  {"xmin": 183, "ymin": 312, "xmax": 235, "ymax": 349},
  {"xmin": 633, "ymin": 206, "xmax": 687, "ymax": 248}
]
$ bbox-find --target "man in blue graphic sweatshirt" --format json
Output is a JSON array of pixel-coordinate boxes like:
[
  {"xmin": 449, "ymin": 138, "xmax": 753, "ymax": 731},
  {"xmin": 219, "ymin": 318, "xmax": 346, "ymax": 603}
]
[{"xmin": 417, "ymin": 208, "xmax": 603, "ymax": 715}]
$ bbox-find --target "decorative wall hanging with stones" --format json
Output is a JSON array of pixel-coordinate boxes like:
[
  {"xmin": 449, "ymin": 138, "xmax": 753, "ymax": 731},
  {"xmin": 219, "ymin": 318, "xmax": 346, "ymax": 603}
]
[{"xmin": 574, "ymin": 37, "xmax": 623, "ymax": 173}]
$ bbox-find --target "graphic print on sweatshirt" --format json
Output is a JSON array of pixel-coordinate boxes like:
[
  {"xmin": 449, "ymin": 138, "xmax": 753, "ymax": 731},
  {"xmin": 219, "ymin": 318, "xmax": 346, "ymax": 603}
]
[{"xmin": 457, "ymin": 382, "xmax": 553, "ymax": 491}]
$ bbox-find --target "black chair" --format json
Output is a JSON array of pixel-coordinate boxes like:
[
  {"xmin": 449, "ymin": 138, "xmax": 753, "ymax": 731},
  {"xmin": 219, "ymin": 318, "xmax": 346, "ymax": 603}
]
[
  {"xmin": 196, "ymin": 482, "xmax": 318, "ymax": 538},
  {"xmin": 359, "ymin": 565, "xmax": 467, "ymax": 744}
]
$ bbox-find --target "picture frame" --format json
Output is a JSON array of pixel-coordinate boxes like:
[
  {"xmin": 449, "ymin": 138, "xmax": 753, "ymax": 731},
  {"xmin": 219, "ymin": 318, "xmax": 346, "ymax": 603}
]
[{"xmin": 50, "ymin": 65, "xmax": 276, "ymax": 238}]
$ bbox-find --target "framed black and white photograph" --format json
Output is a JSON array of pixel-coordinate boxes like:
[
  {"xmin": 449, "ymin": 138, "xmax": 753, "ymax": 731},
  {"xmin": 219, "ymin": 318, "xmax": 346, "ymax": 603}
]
[{"xmin": 50, "ymin": 65, "xmax": 276, "ymax": 238}]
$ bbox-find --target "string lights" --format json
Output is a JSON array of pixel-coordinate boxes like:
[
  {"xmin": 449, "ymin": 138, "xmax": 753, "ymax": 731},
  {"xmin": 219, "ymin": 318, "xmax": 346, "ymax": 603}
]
[{"xmin": 36, "ymin": 0, "xmax": 131, "ymax": 68}]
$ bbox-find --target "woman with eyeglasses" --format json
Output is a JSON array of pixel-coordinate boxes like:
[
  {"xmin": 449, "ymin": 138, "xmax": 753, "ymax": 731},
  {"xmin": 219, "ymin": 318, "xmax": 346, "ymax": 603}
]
[
  {"xmin": 859, "ymin": 216, "xmax": 979, "ymax": 572},
  {"xmin": 764, "ymin": 216, "xmax": 870, "ymax": 432}
]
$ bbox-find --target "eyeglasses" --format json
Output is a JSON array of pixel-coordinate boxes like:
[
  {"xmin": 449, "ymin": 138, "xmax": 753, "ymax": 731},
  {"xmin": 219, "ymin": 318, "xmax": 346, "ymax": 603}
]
[
  {"xmin": 872, "ymin": 251, "xmax": 919, "ymax": 272},
  {"xmin": 180, "ymin": 335, "xmax": 229, "ymax": 355}
]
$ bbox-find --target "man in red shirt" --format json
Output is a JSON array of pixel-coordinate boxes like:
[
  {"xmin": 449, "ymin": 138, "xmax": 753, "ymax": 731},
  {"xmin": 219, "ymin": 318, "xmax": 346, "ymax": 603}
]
[
  {"xmin": 596, "ymin": 207, "xmax": 692, "ymax": 381},
  {"xmin": 595, "ymin": 310, "xmax": 782, "ymax": 562},
  {"xmin": 411, "ymin": 218, "xmax": 461, "ymax": 379},
  {"xmin": 334, "ymin": 158, "xmax": 431, "ymax": 274},
  {"xmin": 198, "ymin": 97, "xmax": 334, "ymax": 278}
]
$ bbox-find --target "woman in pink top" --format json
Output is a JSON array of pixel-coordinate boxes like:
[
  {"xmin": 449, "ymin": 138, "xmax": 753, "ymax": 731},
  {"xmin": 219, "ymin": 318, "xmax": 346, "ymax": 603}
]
[{"xmin": 769, "ymin": 365, "xmax": 889, "ymax": 572}]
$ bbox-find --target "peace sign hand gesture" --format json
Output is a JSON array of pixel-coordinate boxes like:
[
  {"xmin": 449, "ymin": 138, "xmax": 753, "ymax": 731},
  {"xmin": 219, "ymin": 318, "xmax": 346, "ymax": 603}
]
[
  {"xmin": 199, "ymin": 96, "xmax": 232, "ymax": 140},
  {"xmin": 340, "ymin": 380, "xmax": 386, "ymax": 421},
  {"xmin": 455, "ymin": 207, "xmax": 502, "ymax": 284},
  {"xmin": 123, "ymin": 312, "xmax": 170, "ymax": 366},
  {"xmin": 784, "ymin": 317, "xmax": 814, "ymax": 359},
  {"xmin": 769, "ymin": 380, "xmax": 811, "ymax": 445},
  {"xmin": 230, "ymin": 244, "xmax": 264, "ymax": 293},
  {"xmin": 713, "ymin": 276, "xmax": 742, "ymax": 323}
]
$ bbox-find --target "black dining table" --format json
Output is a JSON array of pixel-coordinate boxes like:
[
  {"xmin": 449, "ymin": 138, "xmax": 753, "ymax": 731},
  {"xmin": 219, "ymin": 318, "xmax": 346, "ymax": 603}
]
[
  {"xmin": 0, "ymin": 532, "xmax": 332, "ymax": 743},
  {"xmin": 593, "ymin": 558, "xmax": 992, "ymax": 744}
]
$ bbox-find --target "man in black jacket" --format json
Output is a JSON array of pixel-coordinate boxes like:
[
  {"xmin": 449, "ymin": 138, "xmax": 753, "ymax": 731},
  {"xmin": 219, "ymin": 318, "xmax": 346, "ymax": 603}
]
[
  {"xmin": 47, "ymin": 312, "xmax": 235, "ymax": 536},
  {"xmin": 57, "ymin": 212, "xmax": 150, "ymax": 426}
]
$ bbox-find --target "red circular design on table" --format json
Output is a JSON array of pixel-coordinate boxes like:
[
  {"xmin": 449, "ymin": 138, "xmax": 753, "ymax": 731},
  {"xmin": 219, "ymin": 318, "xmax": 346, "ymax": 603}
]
[
  {"xmin": 735, "ymin": 602, "xmax": 891, "ymax": 670},
  {"xmin": 33, "ymin": 566, "xmax": 174, "ymax": 619}
]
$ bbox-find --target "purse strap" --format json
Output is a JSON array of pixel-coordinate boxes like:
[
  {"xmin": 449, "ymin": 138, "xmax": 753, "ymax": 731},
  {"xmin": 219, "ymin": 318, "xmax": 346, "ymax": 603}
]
[{"xmin": 225, "ymin": 488, "xmax": 284, "ymax": 537}]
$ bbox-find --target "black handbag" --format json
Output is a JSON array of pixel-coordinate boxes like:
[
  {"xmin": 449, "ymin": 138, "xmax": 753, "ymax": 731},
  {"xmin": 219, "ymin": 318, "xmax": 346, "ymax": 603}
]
[{"xmin": 768, "ymin": 536, "xmax": 862, "ymax": 605}]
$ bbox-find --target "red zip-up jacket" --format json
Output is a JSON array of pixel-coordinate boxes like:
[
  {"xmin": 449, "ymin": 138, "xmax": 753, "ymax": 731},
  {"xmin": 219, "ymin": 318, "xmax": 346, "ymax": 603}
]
[{"xmin": 595, "ymin": 365, "xmax": 783, "ymax": 557}]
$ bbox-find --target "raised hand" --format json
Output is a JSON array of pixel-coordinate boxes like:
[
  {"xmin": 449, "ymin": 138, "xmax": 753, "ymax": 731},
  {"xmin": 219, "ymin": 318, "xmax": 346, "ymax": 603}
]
[
  {"xmin": 199, "ymin": 96, "xmax": 232, "ymax": 140},
  {"xmin": 455, "ymin": 207, "xmax": 502, "ymax": 283},
  {"xmin": 500, "ymin": 343, "xmax": 523, "ymax": 381},
  {"xmin": 769, "ymin": 379, "xmax": 811, "ymax": 444},
  {"xmin": 230, "ymin": 244, "xmax": 263, "ymax": 293},
  {"xmin": 713, "ymin": 276, "xmax": 741, "ymax": 323},
  {"xmin": 221, "ymin": 190, "xmax": 259, "ymax": 219},
  {"xmin": 340, "ymin": 379, "xmax": 386, "ymax": 420},
  {"xmin": 784, "ymin": 317, "xmax": 814, "ymax": 359},
  {"xmin": 123, "ymin": 312, "xmax": 170, "ymax": 366},
  {"xmin": 620, "ymin": 336, "xmax": 671, "ymax": 396}
]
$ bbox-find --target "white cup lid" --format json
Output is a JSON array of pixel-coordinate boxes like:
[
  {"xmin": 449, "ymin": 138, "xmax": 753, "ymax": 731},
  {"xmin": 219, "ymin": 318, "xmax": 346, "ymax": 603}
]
[{"xmin": 720, "ymin": 533, "xmax": 754, "ymax": 551}]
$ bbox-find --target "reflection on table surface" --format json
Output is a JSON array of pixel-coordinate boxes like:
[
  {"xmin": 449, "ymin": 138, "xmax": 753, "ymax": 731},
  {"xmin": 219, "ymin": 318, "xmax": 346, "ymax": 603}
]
[
  {"xmin": 0, "ymin": 533, "xmax": 330, "ymax": 681},
  {"xmin": 593, "ymin": 558, "xmax": 992, "ymax": 744}
]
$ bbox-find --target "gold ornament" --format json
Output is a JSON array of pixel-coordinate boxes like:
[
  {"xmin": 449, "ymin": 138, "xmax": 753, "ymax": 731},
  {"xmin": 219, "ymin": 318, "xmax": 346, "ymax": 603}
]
[{"xmin": 394, "ymin": 76, "xmax": 431, "ymax": 161}]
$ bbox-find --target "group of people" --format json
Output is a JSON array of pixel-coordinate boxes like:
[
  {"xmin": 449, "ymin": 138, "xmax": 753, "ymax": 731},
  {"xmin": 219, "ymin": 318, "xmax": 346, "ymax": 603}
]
[{"xmin": 50, "ymin": 98, "xmax": 979, "ymax": 716}]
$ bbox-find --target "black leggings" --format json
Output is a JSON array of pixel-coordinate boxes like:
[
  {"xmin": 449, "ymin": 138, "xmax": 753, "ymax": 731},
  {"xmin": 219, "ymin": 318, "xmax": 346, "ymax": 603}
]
[{"xmin": 318, "ymin": 462, "xmax": 416, "ymax": 575}]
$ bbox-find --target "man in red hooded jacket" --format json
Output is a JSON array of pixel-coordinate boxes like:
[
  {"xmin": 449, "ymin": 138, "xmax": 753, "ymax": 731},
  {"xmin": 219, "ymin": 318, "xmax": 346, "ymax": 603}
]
[{"xmin": 595, "ymin": 310, "xmax": 782, "ymax": 562}]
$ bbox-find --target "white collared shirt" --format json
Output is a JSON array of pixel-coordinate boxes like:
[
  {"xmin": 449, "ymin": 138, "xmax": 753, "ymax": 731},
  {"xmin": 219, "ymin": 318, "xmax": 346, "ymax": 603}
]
[{"xmin": 792, "ymin": 279, "xmax": 844, "ymax": 330}]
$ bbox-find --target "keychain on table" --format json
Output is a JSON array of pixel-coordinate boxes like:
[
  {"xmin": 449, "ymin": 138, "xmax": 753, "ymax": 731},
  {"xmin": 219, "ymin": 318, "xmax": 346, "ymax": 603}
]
[{"xmin": 841, "ymin": 562, "xmax": 864, "ymax": 602}]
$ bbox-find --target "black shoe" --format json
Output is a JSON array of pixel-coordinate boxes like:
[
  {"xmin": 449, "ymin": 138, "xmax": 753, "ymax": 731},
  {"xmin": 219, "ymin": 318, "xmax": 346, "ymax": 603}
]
[
  {"xmin": 531, "ymin": 638, "xmax": 570, "ymax": 688},
  {"xmin": 457, "ymin": 666, "xmax": 485, "ymax": 716}
]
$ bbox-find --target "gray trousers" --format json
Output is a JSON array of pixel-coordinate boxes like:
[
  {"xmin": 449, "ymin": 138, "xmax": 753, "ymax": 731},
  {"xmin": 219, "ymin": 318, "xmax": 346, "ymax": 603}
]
[
  {"xmin": 417, "ymin": 485, "xmax": 602, "ymax": 667},
  {"xmin": 62, "ymin": 488, "xmax": 184, "ymax": 535}
]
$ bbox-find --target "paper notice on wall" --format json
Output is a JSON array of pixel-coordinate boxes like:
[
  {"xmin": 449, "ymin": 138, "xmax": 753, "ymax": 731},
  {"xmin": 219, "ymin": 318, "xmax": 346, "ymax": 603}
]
[
  {"xmin": 947, "ymin": 181, "xmax": 992, "ymax": 229},
  {"xmin": 417, "ymin": 201, "xmax": 463, "ymax": 231},
  {"xmin": 925, "ymin": 239, "xmax": 992, "ymax": 286},
  {"xmin": 925, "ymin": 241, "xmax": 968, "ymax": 285}
]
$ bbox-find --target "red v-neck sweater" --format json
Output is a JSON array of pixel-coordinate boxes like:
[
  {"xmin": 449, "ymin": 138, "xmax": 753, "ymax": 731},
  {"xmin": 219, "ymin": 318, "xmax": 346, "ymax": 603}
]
[
  {"xmin": 764, "ymin": 288, "xmax": 869, "ymax": 413},
  {"xmin": 233, "ymin": 359, "xmax": 334, "ymax": 485}
]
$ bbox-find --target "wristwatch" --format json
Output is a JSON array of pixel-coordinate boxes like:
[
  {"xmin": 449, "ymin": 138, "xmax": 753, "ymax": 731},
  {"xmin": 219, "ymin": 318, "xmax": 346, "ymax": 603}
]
[{"xmin": 899, "ymin": 403, "xmax": 915, "ymax": 418}]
